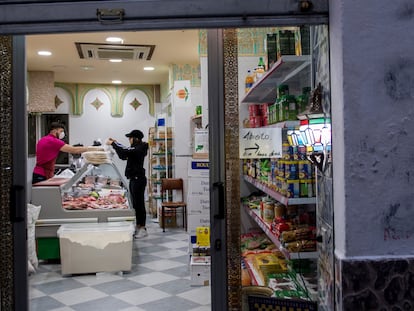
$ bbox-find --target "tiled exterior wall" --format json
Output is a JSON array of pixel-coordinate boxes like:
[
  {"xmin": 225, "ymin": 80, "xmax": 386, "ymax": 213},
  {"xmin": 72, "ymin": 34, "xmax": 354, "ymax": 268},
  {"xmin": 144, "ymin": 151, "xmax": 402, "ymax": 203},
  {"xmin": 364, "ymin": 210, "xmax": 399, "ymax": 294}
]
[{"xmin": 336, "ymin": 257, "xmax": 414, "ymax": 310}]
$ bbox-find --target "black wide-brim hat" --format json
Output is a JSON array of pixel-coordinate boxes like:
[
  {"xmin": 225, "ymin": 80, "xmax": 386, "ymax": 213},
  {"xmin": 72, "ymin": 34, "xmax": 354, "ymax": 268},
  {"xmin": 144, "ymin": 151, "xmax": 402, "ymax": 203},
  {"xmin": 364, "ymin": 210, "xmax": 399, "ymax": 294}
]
[{"xmin": 125, "ymin": 129, "xmax": 144, "ymax": 139}]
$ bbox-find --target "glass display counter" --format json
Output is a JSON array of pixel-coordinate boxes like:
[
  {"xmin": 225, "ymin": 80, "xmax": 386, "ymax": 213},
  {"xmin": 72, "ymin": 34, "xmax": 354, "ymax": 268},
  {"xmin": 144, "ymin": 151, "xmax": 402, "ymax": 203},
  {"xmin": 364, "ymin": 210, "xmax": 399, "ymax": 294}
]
[{"xmin": 32, "ymin": 162, "xmax": 135, "ymax": 238}]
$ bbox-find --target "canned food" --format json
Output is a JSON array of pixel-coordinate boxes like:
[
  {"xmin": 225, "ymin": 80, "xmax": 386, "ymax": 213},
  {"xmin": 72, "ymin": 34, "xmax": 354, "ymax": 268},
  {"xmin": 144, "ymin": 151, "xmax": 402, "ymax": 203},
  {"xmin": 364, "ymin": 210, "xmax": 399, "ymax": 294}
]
[
  {"xmin": 298, "ymin": 160, "xmax": 312, "ymax": 179},
  {"xmin": 286, "ymin": 180, "xmax": 300, "ymax": 198},
  {"xmin": 248, "ymin": 104, "xmax": 260, "ymax": 116},
  {"xmin": 263, "ymin": 201, "xmax": 275, "ymax": 223},
  {"xmin": 278, "ymin": 160, "xmax": 285, "ymax": 178},
  {"xmin": 285, "ymin": 161, "xmax": 298, "ymax": 180},
  {"xmin": 282, "ymin": 143, "xmax": 290, "ymax": 160},
  {"xmin": 300, "ymin": 179, "xmax": 314, "ymax": 197},
  {"xmin": 274, "ymin": 202, "xmax": 286, "ymax": 218}
]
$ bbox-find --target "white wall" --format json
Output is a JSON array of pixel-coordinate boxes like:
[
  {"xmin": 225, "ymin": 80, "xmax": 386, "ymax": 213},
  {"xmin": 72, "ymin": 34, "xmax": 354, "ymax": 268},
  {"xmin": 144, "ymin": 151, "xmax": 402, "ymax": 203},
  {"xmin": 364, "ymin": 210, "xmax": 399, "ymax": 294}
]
[
  {"xmin": 28, "ymin": 86, "xmax": 156, "ymax": 199},
  {"xmin": 200, "ymin": 57, "xmax": 209, "ymax": 128},
  {"xmin": 173, "ymin": 84, "xmax": 202, "ymax": 200},
  {"xmin": 331, "ymin": 0, "xmax": 414, "ymax": 258}
]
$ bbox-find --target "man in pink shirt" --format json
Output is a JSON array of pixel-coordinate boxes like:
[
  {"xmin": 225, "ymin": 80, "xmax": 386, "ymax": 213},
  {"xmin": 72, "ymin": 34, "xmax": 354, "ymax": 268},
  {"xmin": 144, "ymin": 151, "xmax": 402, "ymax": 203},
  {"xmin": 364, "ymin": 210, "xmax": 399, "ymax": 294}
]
[{"xmin": 32, "ymin": 122, "xmax": 88, "ymax": 184}]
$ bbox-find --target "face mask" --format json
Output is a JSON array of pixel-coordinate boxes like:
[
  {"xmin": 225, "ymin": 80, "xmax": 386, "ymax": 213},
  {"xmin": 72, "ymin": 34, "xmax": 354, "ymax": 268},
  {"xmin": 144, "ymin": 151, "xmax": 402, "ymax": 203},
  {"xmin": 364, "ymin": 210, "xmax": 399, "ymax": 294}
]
[{"xmin": 58, "ymin": 131, "xmax": 65, "ymax": 140}]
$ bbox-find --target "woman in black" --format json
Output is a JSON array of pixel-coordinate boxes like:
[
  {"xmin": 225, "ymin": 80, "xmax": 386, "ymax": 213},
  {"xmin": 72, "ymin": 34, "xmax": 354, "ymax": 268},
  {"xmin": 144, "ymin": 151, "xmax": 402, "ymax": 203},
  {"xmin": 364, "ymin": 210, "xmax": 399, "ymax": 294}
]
[{"xmin": 107, "ymin": 129, "xmax": 149, "ymax": 238}]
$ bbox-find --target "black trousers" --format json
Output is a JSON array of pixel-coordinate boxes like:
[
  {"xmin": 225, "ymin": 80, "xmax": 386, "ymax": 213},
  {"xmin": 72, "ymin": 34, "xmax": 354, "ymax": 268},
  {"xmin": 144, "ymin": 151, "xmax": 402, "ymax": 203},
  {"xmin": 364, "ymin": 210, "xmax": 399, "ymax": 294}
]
[{"xmin": 129, "ymin": 176, "xmax": 147, "ymax": 227}]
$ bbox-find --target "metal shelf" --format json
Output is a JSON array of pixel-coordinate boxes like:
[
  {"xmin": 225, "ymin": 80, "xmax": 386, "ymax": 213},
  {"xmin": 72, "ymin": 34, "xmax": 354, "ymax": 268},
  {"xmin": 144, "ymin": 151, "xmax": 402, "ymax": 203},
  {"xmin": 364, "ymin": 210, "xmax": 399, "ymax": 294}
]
[
  {"xmin": 243, "ymin": 258, "xmax": 265, "ymax": 286},
  {"xmin": 241, "ymin": 55, "xmax": 311, "ymax": 104},
  {"xmin": 243, "ymin": 175, "xmax": 316, "ymax": 205},
  {"xmin": 153, "ymin": 138, "xmax": 173, "ymax": 141},
  {"xmin": 243, "ymin": 205, "xmax": 318, "ymax": 260}
]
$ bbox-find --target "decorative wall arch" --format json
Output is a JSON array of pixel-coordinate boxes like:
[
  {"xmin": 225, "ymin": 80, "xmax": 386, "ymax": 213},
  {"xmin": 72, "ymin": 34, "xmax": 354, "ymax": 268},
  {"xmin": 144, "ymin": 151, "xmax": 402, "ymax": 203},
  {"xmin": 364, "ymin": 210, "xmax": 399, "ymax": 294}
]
[{"xmin": 54, "ymin": 83, "xmax": 158, "ymax": 117}]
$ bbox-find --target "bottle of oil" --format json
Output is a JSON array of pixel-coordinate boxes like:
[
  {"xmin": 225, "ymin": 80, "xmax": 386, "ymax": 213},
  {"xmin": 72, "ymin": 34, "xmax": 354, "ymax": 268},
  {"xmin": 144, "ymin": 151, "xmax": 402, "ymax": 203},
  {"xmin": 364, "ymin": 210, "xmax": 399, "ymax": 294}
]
[{"xmin": 245, "ymin": 70, "xmax": 254, "ymax": 93}]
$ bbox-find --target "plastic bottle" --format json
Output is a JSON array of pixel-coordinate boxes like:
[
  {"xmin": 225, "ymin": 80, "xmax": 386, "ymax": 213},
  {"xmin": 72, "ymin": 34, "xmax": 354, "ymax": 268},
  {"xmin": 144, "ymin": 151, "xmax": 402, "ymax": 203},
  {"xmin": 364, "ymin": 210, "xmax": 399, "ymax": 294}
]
[
  {"xmin": 258, "ymin": 56, "xmax": 266, "ymax": 71},
  {"xmin": 245, "ymin": 70, "xmax": 254, "ymax": 93}
]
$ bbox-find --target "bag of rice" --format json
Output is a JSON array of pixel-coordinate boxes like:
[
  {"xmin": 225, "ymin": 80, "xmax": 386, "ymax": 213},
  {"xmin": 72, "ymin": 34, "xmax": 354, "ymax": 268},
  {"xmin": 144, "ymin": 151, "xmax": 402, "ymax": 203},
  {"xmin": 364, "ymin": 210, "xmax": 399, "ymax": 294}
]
[{"xmin": 27, "ymin": 203, "xmax": 41, "ymax": 271}]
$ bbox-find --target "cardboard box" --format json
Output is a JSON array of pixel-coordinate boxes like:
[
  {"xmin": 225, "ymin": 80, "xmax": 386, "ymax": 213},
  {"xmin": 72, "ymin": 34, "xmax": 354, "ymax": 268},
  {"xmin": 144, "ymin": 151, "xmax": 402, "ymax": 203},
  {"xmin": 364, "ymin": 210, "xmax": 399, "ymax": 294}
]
[
  {"xmin": 188, "ymin": 160, "xmax": 209, "ymax": 177},
  {"xmin": 187, "ymin": 195, "xmax": 210, "ymax": 215},
  {"xmin": 158, "ymin": 209, "xmax": 177, "ymax": 228},
  {"xmin": 57, "ymin": 222, "xmax": 134, "ymax": 275},
  {"xmin": 187, "ymin": 177, "xmax": 210, "ymax": 196},
  {"xmin": 190, "ymin": 256, "xmax": 211, "ymax": 286}
]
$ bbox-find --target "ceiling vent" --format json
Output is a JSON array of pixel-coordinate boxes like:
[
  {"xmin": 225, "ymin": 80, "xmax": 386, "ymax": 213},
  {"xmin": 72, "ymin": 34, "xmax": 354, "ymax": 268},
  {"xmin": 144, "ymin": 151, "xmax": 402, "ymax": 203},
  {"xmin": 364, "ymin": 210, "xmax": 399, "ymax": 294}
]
[{"xmin": 75, "ymin": 42, "xmax": 155, "ymax": 61}]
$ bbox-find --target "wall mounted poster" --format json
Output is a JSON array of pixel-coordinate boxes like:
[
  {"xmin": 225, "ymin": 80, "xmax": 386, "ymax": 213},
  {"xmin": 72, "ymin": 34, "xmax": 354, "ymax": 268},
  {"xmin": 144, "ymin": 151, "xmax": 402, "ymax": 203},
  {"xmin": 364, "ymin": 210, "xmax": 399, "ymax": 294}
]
[
  {"xmin": 239, "ymin": 127, "xmax": 282, "ymax": 159},
  {"xmin": 173, "ymin": 80, "xmax": 191, "ymax": 107}
]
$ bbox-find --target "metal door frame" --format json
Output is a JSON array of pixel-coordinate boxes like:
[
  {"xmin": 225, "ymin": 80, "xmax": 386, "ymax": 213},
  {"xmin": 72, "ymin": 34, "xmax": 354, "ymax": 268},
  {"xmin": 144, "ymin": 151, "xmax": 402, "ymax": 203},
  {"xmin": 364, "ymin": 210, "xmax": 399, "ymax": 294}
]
[{"xmin": 0, "ymin": 1, "xmax": 328, "ymax": 310}]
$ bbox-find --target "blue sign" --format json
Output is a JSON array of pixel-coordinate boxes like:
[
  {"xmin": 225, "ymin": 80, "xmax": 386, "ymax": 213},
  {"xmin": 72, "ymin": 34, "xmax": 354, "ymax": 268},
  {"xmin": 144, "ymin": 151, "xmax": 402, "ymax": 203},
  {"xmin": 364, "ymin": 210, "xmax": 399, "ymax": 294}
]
[{"xmin": 191, "ymin": 161, "xmax": 209, "ymax": 170}]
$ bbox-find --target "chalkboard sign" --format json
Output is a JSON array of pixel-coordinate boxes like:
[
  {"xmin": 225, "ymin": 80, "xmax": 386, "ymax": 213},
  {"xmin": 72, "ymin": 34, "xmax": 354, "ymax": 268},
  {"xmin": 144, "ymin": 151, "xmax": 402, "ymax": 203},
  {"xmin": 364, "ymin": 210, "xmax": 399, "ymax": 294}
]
[{"xmin": 239, "ymin": 128, "xmax": 282, "ymax": 159}]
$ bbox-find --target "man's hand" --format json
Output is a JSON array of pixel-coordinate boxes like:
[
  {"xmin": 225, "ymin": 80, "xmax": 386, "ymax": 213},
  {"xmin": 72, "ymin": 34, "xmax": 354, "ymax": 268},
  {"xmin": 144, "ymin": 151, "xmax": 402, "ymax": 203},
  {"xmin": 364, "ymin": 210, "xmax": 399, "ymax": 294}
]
[{"xmin": 106, "ymin": 138, "xmax": 115, "ymax": 145}]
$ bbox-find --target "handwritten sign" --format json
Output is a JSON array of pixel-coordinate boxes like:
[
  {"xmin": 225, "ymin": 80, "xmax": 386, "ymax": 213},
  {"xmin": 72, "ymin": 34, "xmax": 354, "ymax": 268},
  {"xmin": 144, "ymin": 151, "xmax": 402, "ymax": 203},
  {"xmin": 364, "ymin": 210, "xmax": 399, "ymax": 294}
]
[{"xmin": 239, "ymin": 128, "xmax": 282, "ymax": 159}]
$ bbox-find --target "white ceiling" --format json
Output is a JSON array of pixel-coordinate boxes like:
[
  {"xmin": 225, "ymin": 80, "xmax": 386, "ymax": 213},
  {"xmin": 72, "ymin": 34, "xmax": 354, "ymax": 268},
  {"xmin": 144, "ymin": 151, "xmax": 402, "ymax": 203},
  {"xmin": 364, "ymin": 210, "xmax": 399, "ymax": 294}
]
[{"xmin": 26, "ymin": 30, "xmax": 200, "ymax": 86}]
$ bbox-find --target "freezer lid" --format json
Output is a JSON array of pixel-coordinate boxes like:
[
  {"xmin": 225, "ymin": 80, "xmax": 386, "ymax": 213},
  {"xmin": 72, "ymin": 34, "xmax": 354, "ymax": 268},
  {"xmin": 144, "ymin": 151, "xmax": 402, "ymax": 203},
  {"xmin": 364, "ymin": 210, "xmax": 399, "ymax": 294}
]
[{"xmin": 57, "ymin": 221, "xmax": 134, "ymax": 234}]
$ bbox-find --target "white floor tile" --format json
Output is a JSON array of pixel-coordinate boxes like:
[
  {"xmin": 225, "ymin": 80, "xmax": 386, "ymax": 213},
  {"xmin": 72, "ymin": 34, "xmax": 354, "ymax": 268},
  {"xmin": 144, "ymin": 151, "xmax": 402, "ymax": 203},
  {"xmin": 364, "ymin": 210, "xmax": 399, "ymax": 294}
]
[
  {"xmin": 159, "ymin": 240, "xmax": 189, "ymax": 249},
  {"xmin": 50, "ymin": 307, "xmax": 76, "ymax": 311},
  {"xmin": 133, "ymin": 241, "xmax": 153, "ymax": 248},
  {"xmin": 128, "ymin": 272, "xmax": 179, "ymax": 286},
  {"xmin": 50, "ymin": 287, "xmax": 107, "ymax": 305},
  {"xmin": 178, "ymin": 286, "xmax": 212, "ymax": 305},
  {"xmin": 114, "ymin": 287, "xmax": 171, "ymax": 305},
  {"xmin": 29, "ymin": 287, "xmax": 46, "ymax": 299},
  {"xmin": 151, "ymin": 248, "xmax": 188, "ymax": 259},
  {"xmin": 188, "ymin": 306, "xmax": 212, "ymax": 311},
  {"xmin": 140, "ymin": 259, "xmax": 186, "ymax": 271},
  {"xmin": 167, "ymin": 233, "xmax": 190, "ymax": 241},
  {"xmin": 118, "ymin": 307, "xmax": 146, "ymax": 311},
  {"xmin": 72, "ymin": 273, "xmax": 124, "ymax": 286},
  {"xmin": 30, "ymin": 214, "xmax": 212, "ymax": 310},
  {"xmin": 29, "ymin": 272, "xmax": 63, "ymax": 285}
]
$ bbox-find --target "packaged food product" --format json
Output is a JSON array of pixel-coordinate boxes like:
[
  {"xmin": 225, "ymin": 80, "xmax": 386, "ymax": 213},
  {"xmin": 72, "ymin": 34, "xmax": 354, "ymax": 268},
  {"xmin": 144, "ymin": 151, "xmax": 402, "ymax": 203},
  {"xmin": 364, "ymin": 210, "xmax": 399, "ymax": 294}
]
[
  {"xmin": 285, "ymin": 161, "xmax": 298, "ymax": 180},
  {"xmin": 298, "ymin": 160, "xmax": 312, "ymax": 179},
  {"xmin": 263, "ymin": 200, "xmax": 275, "ymax": 223},
  {"xmin": 277, "ymin": 84, "xmax": 289, "ymax": 98},
  {"xmin": 300, "ymin": 179, "xmax": 314, "ymax": 197},
  {"xmin": 274, "ymin": 202, "xmax": 286, "ymax": 218},
  {"xmin": 286, "ymin": 179, "xmax": 300, "ymax": 198}
]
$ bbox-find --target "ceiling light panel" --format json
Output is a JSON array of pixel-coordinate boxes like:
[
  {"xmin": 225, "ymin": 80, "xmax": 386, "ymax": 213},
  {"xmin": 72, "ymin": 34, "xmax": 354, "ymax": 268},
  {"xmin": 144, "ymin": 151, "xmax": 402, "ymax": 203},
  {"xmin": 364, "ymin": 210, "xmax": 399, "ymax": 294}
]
[{"xmin": 38, "ymin": 51, "xmax": 52, "ymax": 56}]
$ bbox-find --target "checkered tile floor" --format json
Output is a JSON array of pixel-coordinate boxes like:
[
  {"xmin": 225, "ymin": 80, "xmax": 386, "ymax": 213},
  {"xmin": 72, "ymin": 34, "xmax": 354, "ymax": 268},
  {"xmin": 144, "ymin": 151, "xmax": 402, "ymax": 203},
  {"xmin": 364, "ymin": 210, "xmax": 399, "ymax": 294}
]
[{"xmin": 29, "ymin": 221, "xmax": 211, "ymax": 311}]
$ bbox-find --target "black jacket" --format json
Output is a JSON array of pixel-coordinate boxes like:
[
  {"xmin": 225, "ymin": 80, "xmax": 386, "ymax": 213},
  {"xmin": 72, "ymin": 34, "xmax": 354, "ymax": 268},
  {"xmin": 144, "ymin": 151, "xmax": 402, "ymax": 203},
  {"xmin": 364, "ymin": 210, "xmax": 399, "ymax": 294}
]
[{"xmin": 111, "ymin": 141, "xmax": 148, "ymax": 179}]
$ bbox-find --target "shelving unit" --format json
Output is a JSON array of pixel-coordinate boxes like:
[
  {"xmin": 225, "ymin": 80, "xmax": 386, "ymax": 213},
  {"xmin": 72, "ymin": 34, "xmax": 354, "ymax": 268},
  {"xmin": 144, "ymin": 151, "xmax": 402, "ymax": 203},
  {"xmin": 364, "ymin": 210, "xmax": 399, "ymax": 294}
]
[
  {"xmin": 148, "ymin": 127, "xmax": 173, "ymax": 219},
  {"xmin": 240, "ymin": 54, "xmax": 318, "ymax": 303},
  {"xmin": 243, "ymin": 205, "xmax": 317, "ymax": 260},
  {"xmin": 242, "ymin": 55, "xmax": 311, "ymax": 104},
  {"xmin": 244, "ymin": 175, "xmax": 316, "ymax": 206}
]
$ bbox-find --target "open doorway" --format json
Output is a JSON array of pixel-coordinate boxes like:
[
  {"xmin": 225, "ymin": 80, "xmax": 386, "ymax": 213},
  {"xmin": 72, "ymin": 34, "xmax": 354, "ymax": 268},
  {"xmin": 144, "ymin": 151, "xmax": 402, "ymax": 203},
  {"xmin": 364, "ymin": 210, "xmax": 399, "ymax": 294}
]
[{"xmin": 27, "ymin": 29, "xmax": 213, "ymax": 311}]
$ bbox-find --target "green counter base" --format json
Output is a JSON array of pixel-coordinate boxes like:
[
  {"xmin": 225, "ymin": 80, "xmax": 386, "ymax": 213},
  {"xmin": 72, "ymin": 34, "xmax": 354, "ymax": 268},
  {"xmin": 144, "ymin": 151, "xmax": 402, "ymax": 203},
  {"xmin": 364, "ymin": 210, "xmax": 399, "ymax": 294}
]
[{"xmin": 37, "ymin": 237, "xmax": 60, "ymax": 260}]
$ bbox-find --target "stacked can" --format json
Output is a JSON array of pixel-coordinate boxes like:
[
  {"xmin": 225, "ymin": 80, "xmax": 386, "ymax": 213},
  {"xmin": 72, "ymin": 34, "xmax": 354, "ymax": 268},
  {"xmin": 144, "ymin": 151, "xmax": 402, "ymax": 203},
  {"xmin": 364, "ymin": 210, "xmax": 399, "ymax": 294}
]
[
  {"xmin": 248, "ymin": 104, "xmax": 261, "ymax": 128},
  {"xmin": 248, "ymin": 104, "xmax": 269, "ymax": 128}
]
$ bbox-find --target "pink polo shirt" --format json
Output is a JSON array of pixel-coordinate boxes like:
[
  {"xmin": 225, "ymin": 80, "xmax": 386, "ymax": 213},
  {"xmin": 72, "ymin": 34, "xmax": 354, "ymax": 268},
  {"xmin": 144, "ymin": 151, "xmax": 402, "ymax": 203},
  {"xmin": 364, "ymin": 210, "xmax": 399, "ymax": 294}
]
[{"xmin": 33, "ymin": 134, "xmax": 66, "ymax": 179}]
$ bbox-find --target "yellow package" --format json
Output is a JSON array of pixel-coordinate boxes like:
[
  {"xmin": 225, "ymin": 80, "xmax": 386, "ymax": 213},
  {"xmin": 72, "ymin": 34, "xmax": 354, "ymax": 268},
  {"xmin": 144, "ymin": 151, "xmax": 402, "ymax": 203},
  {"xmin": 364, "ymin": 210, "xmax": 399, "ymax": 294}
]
[{"xmin": 196, "ymin": 226, "xmax": 210, "ymax": 247}]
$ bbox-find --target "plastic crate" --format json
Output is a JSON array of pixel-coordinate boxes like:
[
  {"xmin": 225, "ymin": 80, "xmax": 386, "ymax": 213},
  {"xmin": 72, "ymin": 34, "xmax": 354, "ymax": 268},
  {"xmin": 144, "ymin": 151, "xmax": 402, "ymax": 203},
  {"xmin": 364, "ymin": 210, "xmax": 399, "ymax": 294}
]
[{"xmin": 248, "ymin": 296, "xmax": 317, "ymax": 311}]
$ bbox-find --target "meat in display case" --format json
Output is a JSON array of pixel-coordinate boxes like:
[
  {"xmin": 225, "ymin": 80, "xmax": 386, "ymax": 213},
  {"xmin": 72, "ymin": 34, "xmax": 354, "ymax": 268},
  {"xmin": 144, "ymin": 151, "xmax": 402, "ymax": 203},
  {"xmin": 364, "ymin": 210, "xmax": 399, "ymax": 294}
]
[{"xmin": 32, "ymin": 162, "xmax": 135, "ymax": 238}]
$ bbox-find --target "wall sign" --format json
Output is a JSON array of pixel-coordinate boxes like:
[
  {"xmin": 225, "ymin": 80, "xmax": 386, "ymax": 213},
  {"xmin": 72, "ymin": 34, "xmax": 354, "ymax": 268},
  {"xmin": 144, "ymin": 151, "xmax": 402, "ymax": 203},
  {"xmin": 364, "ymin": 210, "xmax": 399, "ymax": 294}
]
[{"xmin": 239, "ymin": 128, "xmax": 282, "ymax": 159}]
